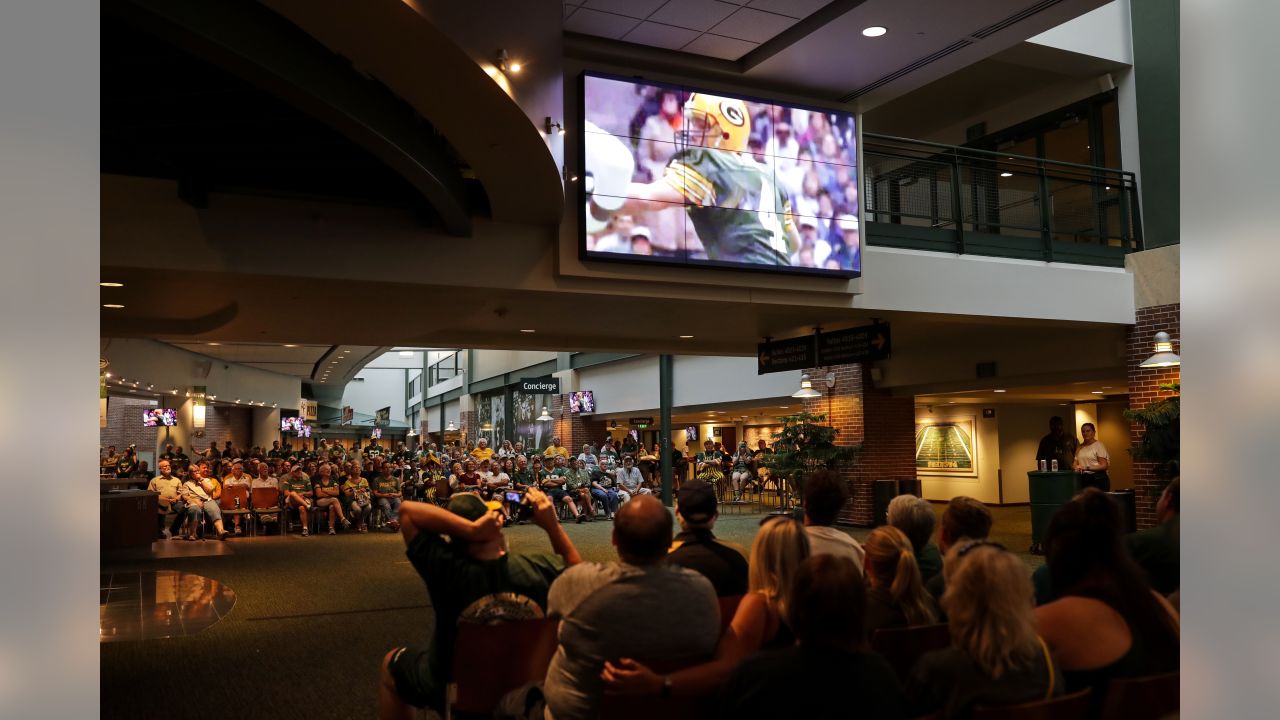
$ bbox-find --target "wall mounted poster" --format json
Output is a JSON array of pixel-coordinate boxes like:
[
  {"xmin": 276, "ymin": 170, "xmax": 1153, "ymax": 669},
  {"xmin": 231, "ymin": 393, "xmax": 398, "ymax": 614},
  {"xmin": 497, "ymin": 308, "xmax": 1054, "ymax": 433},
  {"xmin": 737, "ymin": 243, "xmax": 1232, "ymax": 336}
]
[{"xmin": 915, "ymin": 417, "xmax": 977, "ymax": 476}]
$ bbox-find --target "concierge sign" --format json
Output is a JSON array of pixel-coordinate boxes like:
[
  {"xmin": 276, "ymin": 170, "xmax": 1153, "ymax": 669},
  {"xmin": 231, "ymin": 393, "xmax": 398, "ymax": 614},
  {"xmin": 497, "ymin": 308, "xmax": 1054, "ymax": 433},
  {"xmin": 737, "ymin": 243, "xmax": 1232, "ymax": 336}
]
[
  {"xmin": 580, "ymin": 72, "xmax": 861, "ymax": 278},
  {"xmin": 518, "ymin": 377, "xmax": 561, "ymax": 394}
]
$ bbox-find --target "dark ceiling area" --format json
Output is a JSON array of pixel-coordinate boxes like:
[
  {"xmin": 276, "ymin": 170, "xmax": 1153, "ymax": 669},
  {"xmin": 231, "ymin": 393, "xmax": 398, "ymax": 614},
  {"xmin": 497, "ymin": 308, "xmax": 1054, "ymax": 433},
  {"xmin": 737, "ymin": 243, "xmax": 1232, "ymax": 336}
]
[{"xmin": 100, "ymin": 10, "xmax": 486, "ymax": 222}]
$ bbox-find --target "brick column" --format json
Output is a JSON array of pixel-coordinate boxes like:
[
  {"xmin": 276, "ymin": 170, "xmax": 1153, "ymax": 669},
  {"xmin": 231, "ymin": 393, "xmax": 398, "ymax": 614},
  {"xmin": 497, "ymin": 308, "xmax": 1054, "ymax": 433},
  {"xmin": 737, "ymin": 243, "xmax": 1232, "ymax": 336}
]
[
  {"xmin": 1126, "ymin": 303, "xmax": 1181, "ymax": 529},
  {"xmin": 801, "ymin": 364, "xmax": 916, "ymax": 526},
  {"xmin": 550, "ymin": 394, "xmax": 607, "ymax": 453},
  {"xmin": 458, "ymin": 410, "xmax": 476, "ymax": 448}
]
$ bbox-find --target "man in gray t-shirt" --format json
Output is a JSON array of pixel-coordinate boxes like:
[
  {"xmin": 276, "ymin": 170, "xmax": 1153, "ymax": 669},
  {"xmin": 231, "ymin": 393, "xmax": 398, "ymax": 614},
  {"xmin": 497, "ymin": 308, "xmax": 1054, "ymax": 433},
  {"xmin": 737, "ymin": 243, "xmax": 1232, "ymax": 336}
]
[{"xmin": 542, "ymin": 495, "xmax": 719, "ymax": 720}]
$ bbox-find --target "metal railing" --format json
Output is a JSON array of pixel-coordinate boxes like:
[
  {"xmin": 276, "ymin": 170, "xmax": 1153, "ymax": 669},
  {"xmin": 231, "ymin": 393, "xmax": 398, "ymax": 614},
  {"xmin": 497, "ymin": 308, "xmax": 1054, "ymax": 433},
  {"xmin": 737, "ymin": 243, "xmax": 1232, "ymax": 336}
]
[{"xmin": 862, "ymin": 134, "xmax": 1141, "ymax": 266}]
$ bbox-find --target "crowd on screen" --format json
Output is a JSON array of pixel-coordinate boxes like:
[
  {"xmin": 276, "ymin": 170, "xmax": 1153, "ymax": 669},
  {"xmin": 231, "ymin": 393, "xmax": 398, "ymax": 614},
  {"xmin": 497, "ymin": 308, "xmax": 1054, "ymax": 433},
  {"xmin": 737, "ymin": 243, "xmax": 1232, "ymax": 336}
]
[
  {"xmin": 590, "ymin": 85, "xmax": 860, "ymax": 270},
  {"xmin": 373, "ymin": 467, "xmax": 1180, "ymax": 720}
]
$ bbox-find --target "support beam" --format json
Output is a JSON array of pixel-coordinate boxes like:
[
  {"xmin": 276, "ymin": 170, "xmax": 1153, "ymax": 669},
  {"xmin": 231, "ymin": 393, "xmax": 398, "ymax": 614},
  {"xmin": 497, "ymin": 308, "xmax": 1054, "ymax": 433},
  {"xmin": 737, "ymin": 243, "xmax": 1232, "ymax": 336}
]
[{"xmin": 659, "ymin": 354, "xmax": 674, "ymax": 507}]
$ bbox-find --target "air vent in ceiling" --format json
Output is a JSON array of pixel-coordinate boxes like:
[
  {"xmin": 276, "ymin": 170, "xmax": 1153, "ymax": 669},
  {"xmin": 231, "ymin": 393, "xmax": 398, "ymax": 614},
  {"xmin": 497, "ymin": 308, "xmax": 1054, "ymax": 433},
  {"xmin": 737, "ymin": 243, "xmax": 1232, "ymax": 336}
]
[{"xmin": 970, "ymin": 0, "xmax": 1067, "ymax": 39}]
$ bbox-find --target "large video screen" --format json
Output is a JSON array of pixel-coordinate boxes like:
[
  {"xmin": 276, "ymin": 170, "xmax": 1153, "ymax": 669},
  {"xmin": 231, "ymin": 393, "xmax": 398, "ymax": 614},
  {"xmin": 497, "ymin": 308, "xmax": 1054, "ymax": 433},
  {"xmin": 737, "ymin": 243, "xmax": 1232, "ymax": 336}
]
[{"xmin": 580, "ymin": 72, "xmax": 860, "ymax": 277}]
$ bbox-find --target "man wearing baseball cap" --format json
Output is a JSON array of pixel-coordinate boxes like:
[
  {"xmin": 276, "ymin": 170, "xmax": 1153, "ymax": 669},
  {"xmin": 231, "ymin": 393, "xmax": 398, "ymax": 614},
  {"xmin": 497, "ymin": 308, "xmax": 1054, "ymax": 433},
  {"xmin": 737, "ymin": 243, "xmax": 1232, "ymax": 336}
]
[
  {"xmin": 378, "ymin": 487, "xmax": 580, "ymax": 717},
  {"xmin": 668, "ymin": 481, "xmax": 749, "ymax": 597}
]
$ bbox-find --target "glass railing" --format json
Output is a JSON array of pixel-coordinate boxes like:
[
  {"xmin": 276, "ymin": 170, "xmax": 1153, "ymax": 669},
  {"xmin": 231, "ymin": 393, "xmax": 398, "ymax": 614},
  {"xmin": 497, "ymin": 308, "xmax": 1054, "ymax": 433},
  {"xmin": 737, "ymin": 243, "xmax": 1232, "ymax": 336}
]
[{"xmin": 862, "ymin": 134, "xmax": 1141, "ymax": 266}]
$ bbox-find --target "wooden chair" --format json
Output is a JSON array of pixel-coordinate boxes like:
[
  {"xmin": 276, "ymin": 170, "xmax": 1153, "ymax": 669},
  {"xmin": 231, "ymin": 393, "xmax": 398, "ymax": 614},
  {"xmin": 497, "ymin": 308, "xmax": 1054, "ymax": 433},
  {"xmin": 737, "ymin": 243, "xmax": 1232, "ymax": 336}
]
[
  {"xmin": 870, "ymin": 623, "xmax": 952, "ymax": 684},
  {"xmin": 249, "ymin": 487, "xmax": 282, "ymax": 536},
  {"xmin": 718, "ymin": 595, "xmax": 743, "ymax": 635},
  {"xmin": 972, "ymin": 688, "xmax": 1091, "ymax": 720},
  {"xmin": 1099, "ymin": 671, "xmax": 1178, "ymax": 720},
  {"xmin": 445, "ymin": 617, "xmax": 559, "ymax": 720},
  {"xmin": 218, "ymin": 484, "xmax": 253, "ymax": 535}
]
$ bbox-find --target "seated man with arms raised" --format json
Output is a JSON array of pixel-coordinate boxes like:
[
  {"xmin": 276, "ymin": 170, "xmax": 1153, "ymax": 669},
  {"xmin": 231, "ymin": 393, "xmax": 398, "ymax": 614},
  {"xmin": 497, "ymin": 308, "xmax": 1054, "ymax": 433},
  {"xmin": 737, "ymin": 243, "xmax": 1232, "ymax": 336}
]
[
  {"xmin": 542, "ymin": 495, "xmax": 720, "ymax": 720},
  {"xmin": 379, "ymin": 488, "xmax": 578, "ymax": 719}
]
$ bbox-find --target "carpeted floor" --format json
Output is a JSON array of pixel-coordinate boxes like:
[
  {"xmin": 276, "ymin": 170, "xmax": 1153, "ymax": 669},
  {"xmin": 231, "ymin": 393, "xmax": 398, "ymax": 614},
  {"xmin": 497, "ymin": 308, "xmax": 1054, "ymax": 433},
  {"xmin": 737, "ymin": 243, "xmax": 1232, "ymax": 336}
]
[{"xmin": 100, "ymin": 504, "xmax": 1034, "ymax": 720}]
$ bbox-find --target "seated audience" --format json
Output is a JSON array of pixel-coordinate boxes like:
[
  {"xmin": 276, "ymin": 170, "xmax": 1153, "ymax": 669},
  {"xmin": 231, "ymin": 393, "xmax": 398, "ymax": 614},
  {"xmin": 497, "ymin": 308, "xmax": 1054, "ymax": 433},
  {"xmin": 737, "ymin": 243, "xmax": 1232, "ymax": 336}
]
[
  {"xmin": 668, "ymin": 481, "xmax": 748, "ymax": 597},
  {"xmin": 615, "ymin": 455, "xmax": 650, "ymax": 500},
  {"xmin": 863, "ymin": 525, "xmax": 940, "ymax": 635},
  {"xmin": 728, "ymin": 442, "xmax": 753, "ymax": 500},
  {"xmin": 603, "ymin": 514, "xmax": 809, "ymax": 698},
  {"xmin": 588, "ymin": 459, "xmax": 619, "ymax": 520},
  {"xmin": 250, "ymin": 462, "xmax": 280, "ymax": 527},
  {"xmin": 576, "ymin": 443, "xmax": 599, "ymax": 469},
  {"xmin": 887, "ymin": 494, "xmax": 943, "ymax": 583},
  {"xmin": 694, "ymin": 440, "xmax": 725, "ymax": 486},
  {"xmin": 719, "ymin": 554, "xmax": 908, "ymax": 720},
  {"xmin": 379, "ymin": 488, "xmax": 578, "ymax": 718},
  {"xmin": 178, "ymin": 464, "xmax": 230, "ymax": 541},
  {"xmin": 1124, "ymin": 477, "xmax": 1179, "ymax": 596},
  {"xmin": 313, "ymin": 464, "xmax": 352, "ymax": 535},
  {"xmin": 542, "ymin": 456, "xmax": 586, "ymax": 523},
  {"xmin": 927, "ymin": 496, "xmax": 993, "ymax": 600},
  {"xmin": 802, "ymin": 470, "xmax": 865, "ymax": 572},
  {"xmin": 457, "ymin": 460, "xmax": 482, "ymax": 493},
  {"xmin": 221, "ymin": 461, "xmax": 252, "ymax": 535},
  {"xmin": 147, "ymin": 459, "xmax": 183, "ymax": 540},
  {"xmin": 564, "ymin": 458, "xmax": 596, "ymax": 521},
  {"xmin": 907, "ymin": 541, "xmax": 1063, "ymax": 719},
  {"xmin": 373, "ymin": 463, "xmax": 404, "ymax": 531},
  {"xmin": 280, "ymin": 464, "xmax": 313, "ymax": 537},
  {"xmin": 544, "ymin": 496, "xmax": 719, "ymax": 720},
  {"xmin": 1034, "ymin": 489, "xmax": 1180, "ymax": 702},
  {"xmin": 342, "ymin": 467, "xmax": 374, "ymax": 533}
]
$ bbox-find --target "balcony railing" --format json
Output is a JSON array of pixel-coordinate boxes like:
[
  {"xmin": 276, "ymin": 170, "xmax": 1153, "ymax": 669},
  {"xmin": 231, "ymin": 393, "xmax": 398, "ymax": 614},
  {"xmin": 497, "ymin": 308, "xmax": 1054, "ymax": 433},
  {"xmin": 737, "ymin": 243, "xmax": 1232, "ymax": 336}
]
[{"xmin": 863, "ymin": 134, "xmax": 1141, "ymax": 266}]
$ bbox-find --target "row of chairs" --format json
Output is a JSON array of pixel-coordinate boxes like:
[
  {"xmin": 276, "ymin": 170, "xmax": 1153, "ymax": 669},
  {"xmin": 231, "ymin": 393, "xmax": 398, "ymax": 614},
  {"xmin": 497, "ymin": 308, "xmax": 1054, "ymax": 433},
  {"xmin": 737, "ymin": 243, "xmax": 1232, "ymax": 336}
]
[{"xmin": 443, "ymin": 614, "xmax": 1178, "ymax": 720}]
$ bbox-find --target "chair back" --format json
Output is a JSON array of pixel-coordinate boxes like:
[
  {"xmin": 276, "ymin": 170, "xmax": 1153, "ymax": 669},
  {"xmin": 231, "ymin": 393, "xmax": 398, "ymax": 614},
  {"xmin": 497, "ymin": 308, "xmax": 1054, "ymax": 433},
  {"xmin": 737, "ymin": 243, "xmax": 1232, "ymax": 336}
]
[
  {"xmin": 718, "ymin": 595, "xmax": 743, "ymax": 635},
  {"xmin": 220, "ymin": 483, "xmax": 250, "ymax": 511},
  {"xmin": 1099, "ymin": 672, "xmax": 1178, "ymax": 720},
  {"xmin": 250, "ymin": 487, "xmax": 281, "ymax": 510},
  {"xmin": 449, "ymin": 618, "xmax": 559, "ymax": 715},
  {"xmin": 870, "ymin": 623, "xmax": 952, "ymax": 684},
  {"xmin": 972, "ymin": 688, "xmax": 1091, "ymax": 720}
]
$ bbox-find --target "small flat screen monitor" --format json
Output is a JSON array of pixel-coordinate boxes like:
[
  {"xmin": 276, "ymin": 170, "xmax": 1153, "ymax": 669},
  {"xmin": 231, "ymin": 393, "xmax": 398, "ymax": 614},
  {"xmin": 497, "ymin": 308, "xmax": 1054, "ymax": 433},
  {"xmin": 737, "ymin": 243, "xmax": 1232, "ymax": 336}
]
[
  {"xmin": 281, "ymin": 416, "xmax": 304, "ymax": 433},
  {"xmin": 371, "ymin": 427, "xmax": 382, "ymax": 439},
  {"xmin": 569, "ymin": 390, "xmax": 596, "ymax": 414},
  {"xmin": 685, "ymin": 426, "xmax": 698, "ymax": 441},
  {"xmin": 298, "ymin": 423, "xmax": 312, "ymax": 438},
  {"xmin": 143, "ymin": 408, "xmax": 177, "ymax": 427}
]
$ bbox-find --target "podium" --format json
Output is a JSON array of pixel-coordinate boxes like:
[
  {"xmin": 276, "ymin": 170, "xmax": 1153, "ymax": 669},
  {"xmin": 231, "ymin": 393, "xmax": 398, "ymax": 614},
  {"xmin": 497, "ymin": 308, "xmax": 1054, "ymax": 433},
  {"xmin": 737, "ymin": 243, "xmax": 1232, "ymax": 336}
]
[{"xmin": 1028, "ymin": 471, "xmax": 1080, "ymax": 554}]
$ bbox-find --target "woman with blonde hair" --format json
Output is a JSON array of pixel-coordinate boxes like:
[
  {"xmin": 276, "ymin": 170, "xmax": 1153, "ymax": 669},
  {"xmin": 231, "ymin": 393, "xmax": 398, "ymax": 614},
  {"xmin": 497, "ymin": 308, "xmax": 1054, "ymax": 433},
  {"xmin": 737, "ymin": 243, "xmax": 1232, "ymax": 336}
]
[
  {"xmin": 908, "ymin": 541, "xmax": 1062, "ymax": 719},
  {"xmin": 602, "ymin": 515, "xmax": 811, "ymax": 696},
  {"xmin": 863, "ymin": 525, "xmax": 939, "ymax": 634}
]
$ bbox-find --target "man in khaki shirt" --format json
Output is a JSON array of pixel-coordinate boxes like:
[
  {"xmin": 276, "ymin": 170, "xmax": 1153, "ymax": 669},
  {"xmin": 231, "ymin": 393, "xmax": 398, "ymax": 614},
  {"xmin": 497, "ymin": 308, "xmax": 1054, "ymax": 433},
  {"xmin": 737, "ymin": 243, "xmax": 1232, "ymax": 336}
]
[{"xmin": 148, "ymin": 460, "xmax": 183, "ymax": 540}]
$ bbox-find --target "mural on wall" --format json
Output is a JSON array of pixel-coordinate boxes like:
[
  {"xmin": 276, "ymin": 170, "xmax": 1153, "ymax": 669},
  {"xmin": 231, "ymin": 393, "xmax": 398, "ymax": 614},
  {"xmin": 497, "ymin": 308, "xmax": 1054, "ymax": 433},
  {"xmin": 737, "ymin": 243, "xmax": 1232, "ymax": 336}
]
[
  {"xmin": 512, "ymin": 390, "xmax": 549, "ymax": 450},
  {"xmin": 476, "ymin": 393, "xmax": 507, "ymax": 446},
  {"xmin": 915, "ymin": 417, "xmax": 978, "ymax": 476}
]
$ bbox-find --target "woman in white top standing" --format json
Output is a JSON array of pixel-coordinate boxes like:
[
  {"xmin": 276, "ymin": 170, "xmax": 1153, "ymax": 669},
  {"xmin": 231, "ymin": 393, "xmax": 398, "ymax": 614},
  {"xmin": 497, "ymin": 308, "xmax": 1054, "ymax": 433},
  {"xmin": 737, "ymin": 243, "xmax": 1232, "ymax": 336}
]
[{"xmin": 1073, "ymin": 422, "xmax": 1111, "ymax": 491}]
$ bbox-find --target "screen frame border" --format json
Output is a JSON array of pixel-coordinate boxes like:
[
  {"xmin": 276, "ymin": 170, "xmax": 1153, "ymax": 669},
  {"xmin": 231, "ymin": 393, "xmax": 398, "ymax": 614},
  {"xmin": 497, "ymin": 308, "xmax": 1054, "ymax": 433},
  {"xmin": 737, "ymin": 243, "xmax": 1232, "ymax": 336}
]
[{"xmin": 576, "ymin": 70, "xmax": 863, "ymax": 280}]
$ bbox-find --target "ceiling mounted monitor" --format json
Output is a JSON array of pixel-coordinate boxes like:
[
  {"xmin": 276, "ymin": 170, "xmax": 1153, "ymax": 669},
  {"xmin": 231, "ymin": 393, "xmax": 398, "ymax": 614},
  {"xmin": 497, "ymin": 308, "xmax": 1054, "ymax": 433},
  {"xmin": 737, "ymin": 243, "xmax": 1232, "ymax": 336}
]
[{"xmin": 580, "ymin": 72, "xmax": 861, "ymax": 278}]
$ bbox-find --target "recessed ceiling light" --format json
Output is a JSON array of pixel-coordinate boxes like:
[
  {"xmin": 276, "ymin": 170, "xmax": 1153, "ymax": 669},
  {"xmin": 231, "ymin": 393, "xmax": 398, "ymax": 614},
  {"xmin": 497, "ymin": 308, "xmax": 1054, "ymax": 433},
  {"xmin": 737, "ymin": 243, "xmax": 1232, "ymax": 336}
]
[
  {"xmin": 207, "ymin": 342, "xmax": 220, "ymax": 346},
  {"xmin": 330, "ymin": 360, "xmax": 338, "ymax": 364},
  {"xmin": 284, "ymin": 344, "xmax": 298, "ymax": 348},
  {"xmin": 862, "ymin": 26, "xmax": 887, "ymax": 37},
  {"xmin": 520, "ymin": 329, "xmax": 536, "ymax": 333},
  {"xmin": 679, "ymin": 335, "xmax": 694, "ymax": 339},
  {"xmin": 1102, "ymin": 386, "xmax": 1113, "ymax": 390},
  {"xmin": 1000, "ymin": 172, "xmax": 1013, "ymax": 178},
  {"xmin": 342, "ymin": 350, "xmax": 350, "ymax": 353},
  {"xmin": 99, "ymin": 282, "xmax": 124, "ymax": 288},
  {"xmin": 1091, "ymin": 390, "xmax": 1104, "ymax": 394},
  {"xmin": 993, "ymin": 389, "xmax": 1006, "ymax": 393},
  {"xmin": 102, "ymin": 304, "xmax": 124, "ymax": 309}
]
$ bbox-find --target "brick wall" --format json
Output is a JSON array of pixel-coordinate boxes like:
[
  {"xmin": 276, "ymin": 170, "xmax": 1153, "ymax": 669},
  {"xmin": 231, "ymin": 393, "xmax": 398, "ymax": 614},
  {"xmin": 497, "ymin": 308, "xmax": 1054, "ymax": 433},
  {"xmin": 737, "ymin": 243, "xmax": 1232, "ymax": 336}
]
[
  {"xmin": 550, "ymin": 394, "xmax": 607, "ymax": 454},
  {"xmin": 744, "ymin": 425, "xmax": 782, "ymax": 448},
  {"xmin": 1126, "ymin": 302, "xmax": 1181, "ymax": 529},
  {"xmin": 798, "ymin": 364, "xmax": 912, "ymax": 525},
  {"xmin": 458, "ymin": 410, "xmax": 476, "ymax": 448},
  {"xmin": 100, "ymin": 396, "xmax": 160, "ymax": 453}
]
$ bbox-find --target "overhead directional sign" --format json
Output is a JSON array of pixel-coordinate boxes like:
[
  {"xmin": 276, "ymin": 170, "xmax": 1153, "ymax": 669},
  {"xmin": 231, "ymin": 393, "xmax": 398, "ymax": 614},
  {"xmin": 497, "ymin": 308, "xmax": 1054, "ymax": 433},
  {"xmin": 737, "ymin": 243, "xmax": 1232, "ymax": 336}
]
[
  {"xmin": 758, "ymin": 323, "xmax": 891, "ymax": 374},
  {"xmin": 757, "ymin": 335, "xmax": 817, "ymax": 375},
  {"xmin": 817, "ymin": 323, "xmax": 891, "ymax": 365}
]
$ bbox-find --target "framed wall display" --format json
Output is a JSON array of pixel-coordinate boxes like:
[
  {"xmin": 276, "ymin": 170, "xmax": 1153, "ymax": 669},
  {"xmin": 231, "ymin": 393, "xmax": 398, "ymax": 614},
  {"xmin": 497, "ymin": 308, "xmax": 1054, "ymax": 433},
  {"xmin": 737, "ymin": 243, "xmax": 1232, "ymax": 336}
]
[{"xmin": 915, "ymin": 416, "xmax": 978, "ymax": 476}]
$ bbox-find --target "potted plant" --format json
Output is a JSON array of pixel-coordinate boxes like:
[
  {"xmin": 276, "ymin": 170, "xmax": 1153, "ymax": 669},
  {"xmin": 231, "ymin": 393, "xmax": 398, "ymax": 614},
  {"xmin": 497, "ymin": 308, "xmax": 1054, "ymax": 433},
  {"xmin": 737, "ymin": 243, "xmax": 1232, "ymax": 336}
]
[{"xmin": 765, "ymin": 411, "xmax": 861, "ymax": 513}]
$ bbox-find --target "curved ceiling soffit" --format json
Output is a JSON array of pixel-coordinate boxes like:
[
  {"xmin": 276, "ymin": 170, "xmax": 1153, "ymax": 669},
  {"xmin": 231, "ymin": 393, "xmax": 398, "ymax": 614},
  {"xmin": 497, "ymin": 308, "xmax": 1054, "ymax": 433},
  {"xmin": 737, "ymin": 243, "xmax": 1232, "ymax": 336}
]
[
  {"xmin": 109, "ymin": 0, "xmax": 472, "ymax": 236},
  {"xmin": 258, "ymin": 0, "xmax": 564, "ymax": 226},
  {"xmin": 101, "ymin": 302, "xmax": 240, "ymax": 338}
]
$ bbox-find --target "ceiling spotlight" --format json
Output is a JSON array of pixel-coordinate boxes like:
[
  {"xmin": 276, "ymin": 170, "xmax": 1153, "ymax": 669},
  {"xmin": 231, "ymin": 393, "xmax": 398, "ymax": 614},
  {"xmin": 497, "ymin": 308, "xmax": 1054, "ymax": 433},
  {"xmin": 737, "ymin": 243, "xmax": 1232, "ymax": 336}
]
[
  {"xmin": 1091, "ymin": 391, "xmax": 1105, "ymax": 394},
  {"xmin": 994, "ymin": 389, "xmax": 1006, "ymax": 393},
  {"xmin": 104, "ymin": 372, "xmax": 112, "ymax": 378},
  {"xmin": 207, "ymin": 342, "xmax": 220, "ymax": 346},
  {"xmin": 679, "ymin": 335, "xmax": 694, "ymax": 339},
  {"xmin": 1000, "ymin": 172, "xmax": 1013, "ymax": 178},
  {"xmin": 99, "ymin": 282, "xmax": 124, "ymax": 288},
  {"xmin": 342, "ymin": 350, "xmax": 350, "ymax": 353},
  {"xmin": 103, "ymin": 304, "xmax": 124, "ymax": 309},
  {"xmin": 284, "ymin": 344, "xmax": 298, "ymax": 348},
  {"xmin": 235, "ymin": 399, "xmax": 241, "ymax": 404},
  {"xmin": 862, "ymin": 26, "xmax": 888, "ymax": 37},
  {"xmin": 498, "ymin": 49, "xmax": 522, "ymax": 74},
  {"xmin": 520, "ymin": 329, "xmax": 536, "ymax": 333}
]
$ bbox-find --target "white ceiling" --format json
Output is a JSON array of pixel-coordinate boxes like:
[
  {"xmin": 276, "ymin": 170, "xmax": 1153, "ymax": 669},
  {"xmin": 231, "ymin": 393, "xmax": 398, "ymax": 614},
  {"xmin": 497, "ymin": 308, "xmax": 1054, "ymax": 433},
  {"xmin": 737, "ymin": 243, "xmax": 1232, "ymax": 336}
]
[
  {"xmin": 563, "ymin": 0, "xmax": 833, "ymax": 61},
  {"xmin": 167, "ymin": 342, "xmax": 329, "ymax": 378}
]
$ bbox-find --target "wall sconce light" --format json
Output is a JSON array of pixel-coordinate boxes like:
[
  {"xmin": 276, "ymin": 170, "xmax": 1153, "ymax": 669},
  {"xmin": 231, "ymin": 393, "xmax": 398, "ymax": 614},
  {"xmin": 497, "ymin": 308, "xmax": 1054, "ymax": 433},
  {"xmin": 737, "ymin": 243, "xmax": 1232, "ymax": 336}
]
[
  {"xmin": 497, "ymin": 49, "xmax": 521, "ymax": 74},
  {"xmin": 793, "ymin": 372, "xmax": 836, "ymax": 398},
  {"xmin": 537, "ymin": 406, "xmax": 553, "ymax": 421},
  {"xmin": 1139, "ymin": 331, "xmax": 1181, "ymax": 368},
  {"xmin": 544, "ymin": 116, "xmax": 565, "ymax": 136}
]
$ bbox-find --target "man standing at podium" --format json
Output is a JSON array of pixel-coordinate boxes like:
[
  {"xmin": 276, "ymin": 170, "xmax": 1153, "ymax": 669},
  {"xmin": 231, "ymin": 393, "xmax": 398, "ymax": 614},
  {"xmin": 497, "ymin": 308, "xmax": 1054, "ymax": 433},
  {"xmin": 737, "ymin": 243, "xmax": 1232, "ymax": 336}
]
[{"xmin": 1035, "ymin": 416, "xmax": 1077, "ymax": 471}]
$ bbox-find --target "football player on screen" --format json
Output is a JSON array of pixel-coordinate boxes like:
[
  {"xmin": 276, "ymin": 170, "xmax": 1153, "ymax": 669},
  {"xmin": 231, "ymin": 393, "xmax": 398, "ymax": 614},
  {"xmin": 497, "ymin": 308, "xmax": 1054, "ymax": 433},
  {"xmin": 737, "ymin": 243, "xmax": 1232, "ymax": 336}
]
[{"xmin": 621, "ymin": 93, "xmax": 799, "ymax": 266}]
